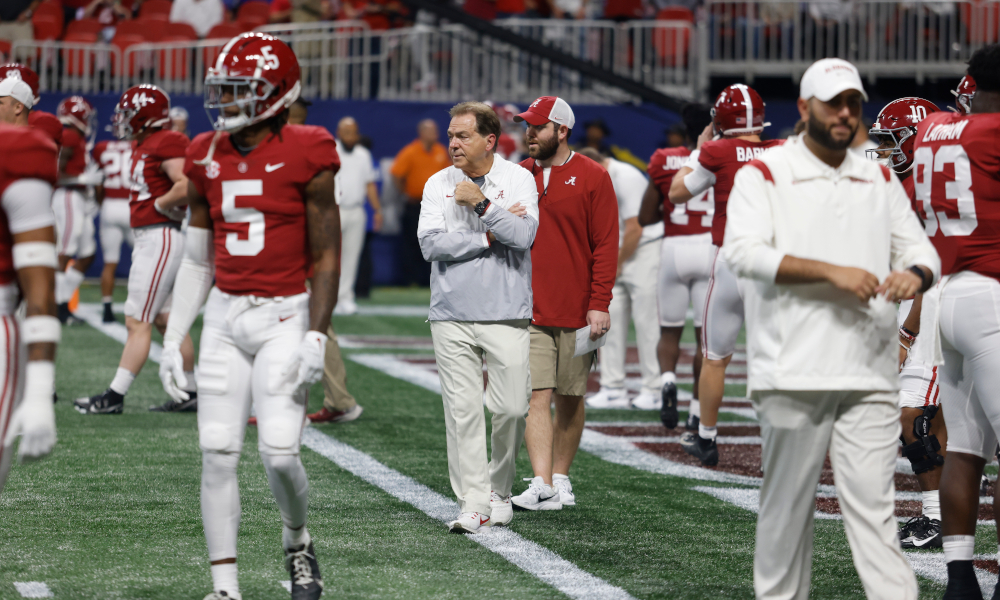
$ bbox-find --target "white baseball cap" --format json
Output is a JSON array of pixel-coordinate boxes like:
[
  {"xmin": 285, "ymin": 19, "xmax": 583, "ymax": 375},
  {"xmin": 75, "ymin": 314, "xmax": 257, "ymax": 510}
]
[
  {"xmin": 0, "ymin": 78, "xmax": 34, "ymax": 109},
  {"xmin": 514, "ymin": 96, "xmax": 576, "ymax": 129},
  {"xmin": 800, "ymin": 58, "xmax": 868, "ymax": 102}
]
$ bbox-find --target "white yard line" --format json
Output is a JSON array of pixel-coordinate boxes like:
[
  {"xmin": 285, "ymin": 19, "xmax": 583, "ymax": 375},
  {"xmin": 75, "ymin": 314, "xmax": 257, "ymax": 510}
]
[
  {"xmin": 13, "ymin": 582, "xmax": 53, "ymax": 598},
  {"xmin": 906, "ymin": 551, "xmax": 996, "ymax": 596}
]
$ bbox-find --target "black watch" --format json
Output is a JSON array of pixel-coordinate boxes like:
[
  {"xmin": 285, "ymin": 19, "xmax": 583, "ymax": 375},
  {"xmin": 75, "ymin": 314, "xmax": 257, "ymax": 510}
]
[
  {"xmin": 909, "ymin": 265, "xmax": 931, "ymax": 293},
  {"xmin": 473, "ymin": 198, "xmax": 491, "ymax": 216}
]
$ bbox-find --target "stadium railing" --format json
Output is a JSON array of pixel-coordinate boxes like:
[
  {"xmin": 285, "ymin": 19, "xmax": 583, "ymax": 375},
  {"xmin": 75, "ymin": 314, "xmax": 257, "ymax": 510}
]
[{"xmin": 9, "ymin": 40, "xmax": 123, "ymax": 95}]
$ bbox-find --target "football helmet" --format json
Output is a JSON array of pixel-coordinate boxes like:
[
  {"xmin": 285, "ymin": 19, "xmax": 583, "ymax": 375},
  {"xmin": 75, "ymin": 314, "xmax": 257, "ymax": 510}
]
[
  {"xmin": 112, "ymin": 84, "xmax": 171, "ymax": 140},
  {"xmin": 204, "ymin": 32, "xmax": 301, "ymax": 133},
  {"xmin": 57, "ymin": 95, "xmax": 97, "ymax": 137},
  {"xmin": 866, "ymin": 97, "xmax": 940, "ymax": 174},
  {"xmin": 0, "ymin": 63, "xmax": 40, "ymax": 106},
  {"xmin": 951, "ymin": 75, "xmax": 976, "ymax": 115},
  {"xmin": 711, "ymin": 84, "xmax": 770, "ymax": 137}
]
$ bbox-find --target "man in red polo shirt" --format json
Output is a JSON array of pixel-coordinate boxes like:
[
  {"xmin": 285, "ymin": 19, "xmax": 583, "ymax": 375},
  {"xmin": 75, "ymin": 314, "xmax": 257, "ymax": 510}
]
[{"xmin": 510, "ymin": 96, "xmax": 618, "ymax": 511}]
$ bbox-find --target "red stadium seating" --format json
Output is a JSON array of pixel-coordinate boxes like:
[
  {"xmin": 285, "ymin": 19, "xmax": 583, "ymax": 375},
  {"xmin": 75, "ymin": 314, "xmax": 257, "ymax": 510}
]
[
  {"xmin": 111, "ymin": 33, "xmax": 145, "ymax": 76},
  {"xmin": 62, "ymin": 31, "xmax": 99, "ymax": 76},
  {"xmin": 236, "ymin": 2, "xmax": 269, "ymax": 30},
  {"xmin": 116, "ymin": 19, "xmax": 165, "ymax": 42},
  {"xmin": 656, "ymin": 6, "xmax": 695, "ymax": 22},
  {"xmin": 31, "ymin": 2, "xmax": 65, "ymax": 41},
  {"xmin": 139, "ymin": 0, "xmax": 173, "ymax": 20},
  {"xmin": 0, "ymin": 40, "xmax": 10, "ymax": 64},
  {"xmin": 164, "ymin": 22, "xmax": 199, "ymax": 40},
  {"xmin": 206, "ymin": 22, "xmax": 245, "ymax": 40},
  {"xmin": 65, "ymin": 18, "xmax": 103, "ymax": 38}
]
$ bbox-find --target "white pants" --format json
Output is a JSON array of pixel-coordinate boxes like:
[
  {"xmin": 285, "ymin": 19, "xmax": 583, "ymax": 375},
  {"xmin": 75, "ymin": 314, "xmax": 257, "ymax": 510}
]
[
  {"xmin": 0, "ymin": 310, "xmax": 27, "ymax": 496},
  {"xmin": 52, "ymin": 188, "xmax": 97, "ymax": 258},
  {"xmin": 338, "ymin": 205, "xmax": 367, "ymax": 307},
  {"xmin": 657, "ymin": 233, "xmax": 714, "ymax": 327},
  {"xmin": 897, "ymin": 299, "xmax": 940, "ymax": 409},
  {"xmin": 430, "ymin": 319, "xmax": 530, "ymax": 515},
  {"xmin": 99, "ymin": 199, "xmax": 133, "ymax": 264},
  {"xmin": 938, "ymin": 272, "xmax": 1000, "ymax": 460},
  {"xmin": 123, "ymin": 226, "xmax": 184, "ymax": 323},
  {"xmin": 753, "ymin": 390, "xmax": 916, "ymax": 600},
  {"xmin": 601, "ymin": 241, "xmax": 661, "ymax": 395},
  {"xmin": 702, "ymin": 247, "xmax": 745, "ymax": 360}
]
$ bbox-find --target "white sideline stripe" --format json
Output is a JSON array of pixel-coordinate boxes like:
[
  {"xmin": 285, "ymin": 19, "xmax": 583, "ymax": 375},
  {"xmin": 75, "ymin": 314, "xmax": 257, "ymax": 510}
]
[
  {"xmin": 301, "ymin": 428, "xmax": 637, "ymax": 600},
  {"xmin": 617, "ymin": 435, "xmax": 762, "ymax": 445},
  {"xmin": 906, "ymin": 551, "xmax": 996, "ymax": 596},
  {"xmin": 586, "ymin": 420, "xmax": 751, "ymax": 428},
  {"xmin": 692, "ymin": 486, "xmax": 840, "ymax": 521},
  {"xmin": 74, "ymin": 304, "xmax": 163, "ymax": 362},
  {"xmin": 13, "ymin": 582, "xmax": 52, "ymax": 598},
  {"xmin": 280, "ymin": 581, "xmax": 292, "ymax": 592}
]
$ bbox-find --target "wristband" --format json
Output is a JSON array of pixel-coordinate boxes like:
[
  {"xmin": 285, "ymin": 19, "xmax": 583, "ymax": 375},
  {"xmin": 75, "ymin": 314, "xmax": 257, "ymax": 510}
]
[
  {"xmin": 23, "ymin": 316, "xmax": 61, "ymax": 344},
  {"xmin": 909, "ymin": 265, "xmax": 931, "ymax": 293},
  {"xmin": 13, "ymin": 242, "xmax": 58, "ymax": 269}
]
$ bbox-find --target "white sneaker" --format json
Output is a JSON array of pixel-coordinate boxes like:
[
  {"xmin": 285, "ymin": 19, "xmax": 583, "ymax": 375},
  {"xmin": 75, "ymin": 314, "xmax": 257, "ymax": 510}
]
[
  {"xmin": 553, "ymin": 476, "xmax": 575, "ymax": 506},
  {"xmin": 632, "ymin": 392, "xmax": 661, "ymax": 410},
  {"xmin": 490, "ymin": 491, "xmax": 513, "ymax": 526},
  {"xmin": 585, "ymin": 388, "xmax": 631, "ymax": 409},
  {"xmin": 333, "ymin": 299, "xmax": 358, "ymax": 316},
  {"xmin": 448, "ymin": 511, "xmax": 490, "ymax": 533},
  {"xmin": 511, "ymin": 476, "xmax": 562, "ymax": 511}
]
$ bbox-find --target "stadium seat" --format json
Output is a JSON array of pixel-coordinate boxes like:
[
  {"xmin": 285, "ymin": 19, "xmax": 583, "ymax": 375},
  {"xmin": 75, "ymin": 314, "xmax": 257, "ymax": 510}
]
[
  {"xmin": 31, "ymin": 2, "xmax": 64, "ymax": 41},
  {"xmin": 656, "ymin": 6, "xmax": 695, "ymax": 22},
  {"xmin": 164, "ymin": 22, "xmax": 199, "ymax": 40},
  {"xmin": 237, "ymin": 1, "xmax": 270, "ymax": 23},
  {"xmin": 139, "ymin": 0, "xmax": 173, "ymax": 20},
  {"xmin": 62, "ymin": 31, "xmax": 98, "ymax": 76},
  {"xmin": 111, "ymin": 33, "xmax": 146, "ymax": 76},
  {"xmin": 65, "ymin": 18, "xmax": 103, "ymax": 38},
  {"xmin": 137, "ymin": 12, "xmax": 170, "ymax": 24},
  {"xmin": 206, "ymin": 22, "xmax": 245, "ymax": 40},
  {"xmin": 116, "ymin": 20, "xmax": 164, "ymax": 42},
  {"xmin": 0, "ymin": 40, "xmax": 10, "ymax": 63}
]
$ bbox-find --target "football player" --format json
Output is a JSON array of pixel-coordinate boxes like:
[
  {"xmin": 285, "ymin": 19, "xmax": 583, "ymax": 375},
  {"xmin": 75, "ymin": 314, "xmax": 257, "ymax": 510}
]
[
  {"xmin": 911, "ymin": 44, "xmax": 1000, "ymax": 598},
  {"xmin": 75, "ymin": 85, "xmax": 197, "ymax": 415},
  {"xmin": 91, "ymin": 135, "xmax": 134, "ymax": 323},
  {"xmin": 0, "ymin": 64, "xmax": 63, "ymax": 146},
  {"xmin": 53, "ymin": 96, "xmax": 99, "ymax": 324},
  {"xmin": 951, "ymin": 74, "xmax": 975, "ymax": 115},
  {"xmin": 637, "ymin": 103, "xmax": 714, "ymax": 422},
  {"xmin": 0, "ymin": 125, "xmax": 61, "ymax": 495},
  {"xmin": 668, "ymin": 84, "xmax": 783, "ymax": 465},
  {"xmin": 159, "ymin": 33, "xmax": 340, "ymax": 600},
  {"xmin": 868, "ymin": 97, "xmax": 945, "ymax": 549}
]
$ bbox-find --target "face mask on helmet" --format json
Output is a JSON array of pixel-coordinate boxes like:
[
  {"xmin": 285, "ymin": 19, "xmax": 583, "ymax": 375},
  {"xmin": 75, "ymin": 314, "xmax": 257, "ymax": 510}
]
[
  {"xmin": 111, "ymin": 106, "xmax": 136, "ymax": 140},
  {"xmin": 204, "ymin": 73, "xmax": 276, "ymax": 133},
  {"xmin": 865, "ymin": 126, "xmax": 913, "ymax": 172}
]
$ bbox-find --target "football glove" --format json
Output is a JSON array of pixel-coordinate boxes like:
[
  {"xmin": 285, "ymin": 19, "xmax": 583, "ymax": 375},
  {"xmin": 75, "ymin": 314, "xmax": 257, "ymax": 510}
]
[
  {"xmin": 4, "ymin": 361, "xmax": 56, "ymax": 461},
  {"xmin": 159, "ymin": 340, "xmax": 190, "ymax": 402},
  {"xmin": 282, "ymin": 330, "xmax": 328, "ymax": 393}
]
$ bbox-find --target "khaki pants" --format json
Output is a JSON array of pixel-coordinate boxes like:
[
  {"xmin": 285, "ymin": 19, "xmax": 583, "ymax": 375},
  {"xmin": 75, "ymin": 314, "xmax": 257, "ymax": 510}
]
[
  {"xmin": 752, "ymin": 390, "xmax": 917, "ymax": 600},
  {"xmin": 430, "ymin": 320, "xmax": 530, "ymax": 515},
  {"xmin": 322, "ymin": 324, "xmax": 357, "ymax": 412},
  {"xmin": 529, "ymin": 325, "xmax": 594, "ymax": 396}
]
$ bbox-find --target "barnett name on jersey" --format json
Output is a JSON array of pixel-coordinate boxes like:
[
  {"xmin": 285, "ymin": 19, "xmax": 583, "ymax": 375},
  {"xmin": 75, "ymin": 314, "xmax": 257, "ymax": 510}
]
[
  {"xmin": 130, "ymin": 129, "xmax": 188, "ymax": 228},
  {"xmin": 184, "ymin": 125, "xmax": 340, "ymax": 298},
  {"xmin": 94, "ymin": 139, "xmax": 134, "ymax": 201},
  {"xmin": 912, "ymin": 111, "xmax": 1000, "ymax": 280},
  {"xmin": 648, "ymin": 146, "xmax": 712, "ymax": 237}
]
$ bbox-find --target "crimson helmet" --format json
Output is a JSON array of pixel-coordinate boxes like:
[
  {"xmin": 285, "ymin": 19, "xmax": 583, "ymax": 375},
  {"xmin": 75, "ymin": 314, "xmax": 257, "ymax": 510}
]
[
  {"xmin": 204, "ymin": 32, "xmax": 301, "ymax": 133},
  {"xmin": 866, "ymin": 97, "xmax": 940, "ymax": 174},
  {"xmin": 951, "ymin": 75, "xmax": 976, "ymax": 115},
  {"xmin": 484, "ymin": 100, "xmax": 516, "ymax": 126},
  {"xmin": 57, "ymin": 95, "xmax": 97, "ymax": 137},
  {"xmin": 112, "ymin": 84, "xmax": 171, "ymax": 140},
  {"xmin": 711, "ymin": 84, "xmax": 770, "ymax": 137},
  {"xmin": 0, "ymin": 63, "xmax": 40, "ymax": 106}
]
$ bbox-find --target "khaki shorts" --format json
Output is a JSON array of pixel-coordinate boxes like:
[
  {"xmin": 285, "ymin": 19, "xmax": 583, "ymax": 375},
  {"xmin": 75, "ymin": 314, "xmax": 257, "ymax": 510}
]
[{"xmin": 529, "ymin": 324, "xmax": 594, "ymax": 396}]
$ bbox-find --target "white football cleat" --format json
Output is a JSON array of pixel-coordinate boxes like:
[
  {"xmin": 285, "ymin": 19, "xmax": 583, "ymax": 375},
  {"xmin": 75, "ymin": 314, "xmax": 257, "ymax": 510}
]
[
  {"xmin": 511, "ymin": 476, "xmax": 562, "ymax": 511},
  {"xmin": 631, "ymin": 392, "xmax": 661, "ymax": 411},
  {"xmin": 552, "ymin": 476, "xmax": 575, "ymax": 506},
  {"xmin": 490, "ymin": 491, "xmax": 513, "ymax": 526},
  {"xmin": 585, "ymin": 388, "xmax": 631, "ymax": 409},
  {"xmin": 449, "ymin": 511, "xmax": 490, "ymax": 533}
]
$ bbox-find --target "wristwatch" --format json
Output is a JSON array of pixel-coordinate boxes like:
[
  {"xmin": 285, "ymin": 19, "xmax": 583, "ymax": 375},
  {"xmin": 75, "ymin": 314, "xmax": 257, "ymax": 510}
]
[
  {"xmin": 473, "ymin": 198, "xmax": 491, "ymax": 216},
  {"xmin": 909, "ymin": 265, "xmax": 931, "ymax": 293}
]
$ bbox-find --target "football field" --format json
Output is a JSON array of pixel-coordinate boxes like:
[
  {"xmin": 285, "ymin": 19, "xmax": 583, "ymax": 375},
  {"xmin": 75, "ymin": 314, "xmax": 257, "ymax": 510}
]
[{"xmin": 0, "ymin": 285, "xmax": 995, "ymax": 599}]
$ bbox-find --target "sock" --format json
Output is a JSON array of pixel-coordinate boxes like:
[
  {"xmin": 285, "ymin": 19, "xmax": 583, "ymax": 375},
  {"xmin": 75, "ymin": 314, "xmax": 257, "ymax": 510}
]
[
  {"xmin": 182, "ymin": 371, "xmax": 197, "ymax": 394},
  {"xmin": 109, "ymin": 367, "xmax": 135, "ymax": 396},
  {"xmin": 261, "ymin": 453, "xmax": 310, "ymax": 548},
  {"xmin": 943, "ymin": 535, "xmax": 976, "ymax": 562},
  {"xmin": 689, "ymin": 399, "xmax": 701, "ymax": 418},
  {"xmin": 282, "ymin": 525, "xmax": 310, "ymax": 550},
  {"xmin": 102, "ymin": 296, "xmax": 113, "ymax": 304},
  {"xmin": 54, "ymin": 271, "xmax": 69, "ymax": 304},
  {"xmin": 922, "ymin": 490, "xmax": 941, "ymax": 521},
  {"xmin": 63, "ymin": 268, "xmax": 84, "ymax": 299},
  {"xmin": 660, "ymin": 372, "xmax": 676, "ymax": 387},
  {"xmin": 210, "ymin": 563, "xmax": 239, "ymax": 595},
  {"xmin": 699, "ymin": 423, "xmax": 718, "ymax": 441},
  {"xmin": 552, "ymin": 473, "xmax": 569, "ymax": 482}
]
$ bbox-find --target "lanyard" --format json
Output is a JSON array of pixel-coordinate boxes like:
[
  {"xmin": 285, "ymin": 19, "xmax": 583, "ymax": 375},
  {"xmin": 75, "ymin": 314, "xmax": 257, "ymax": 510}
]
[{"xmin": 533, "ymin": 152, "xmax": 573, "ymax": 198}]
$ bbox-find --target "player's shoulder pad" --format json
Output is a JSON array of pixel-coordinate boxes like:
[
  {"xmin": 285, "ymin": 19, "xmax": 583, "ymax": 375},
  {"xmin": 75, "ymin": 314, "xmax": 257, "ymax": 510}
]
[
  {"xmin": 149, "ymin": 128, "xmax": 189, "ymax": 158},
  {"xmin": 285, "ymin": 123, "xmax": 335, "ymax": 144},
  {"xmin": 0, "ymin": 124, "xmax": 59, "ymax": 185},
  {"xmin": 28, "ymin": 111, "xmax": 63, "ymax": 145},
  {"xmin": 186, "ymin": 130, "xmax": 220, "ymax": 160}
]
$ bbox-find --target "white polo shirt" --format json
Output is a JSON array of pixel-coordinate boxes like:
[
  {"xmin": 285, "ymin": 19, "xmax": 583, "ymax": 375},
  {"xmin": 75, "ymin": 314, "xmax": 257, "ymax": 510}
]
[
  {"xmin": 334, "ymin": 140, "xmax": 377, "ymax": 210},
  {"xmin": 605, "ymin": 158, "xmax": 661, "ymax": 247},
  {"xmin": 723, "ymin": 134, "xmax": 940, "ymax": 394}
]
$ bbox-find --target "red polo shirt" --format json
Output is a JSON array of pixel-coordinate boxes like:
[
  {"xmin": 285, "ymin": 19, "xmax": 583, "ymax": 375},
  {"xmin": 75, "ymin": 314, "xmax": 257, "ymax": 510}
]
[{"xmin": 520, "ymin": 152, "xmax": 618, "ymax": 328}]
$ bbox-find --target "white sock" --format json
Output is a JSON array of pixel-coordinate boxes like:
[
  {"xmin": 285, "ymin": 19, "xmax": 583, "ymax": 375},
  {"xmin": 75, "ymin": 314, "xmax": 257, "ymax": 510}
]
[
  {"xmin": 210, "ymin": 563, "xmax": 239, "ymax": 595},
  {"xmin": 102, "ymin": 296, "xmax": 113, "ymax": 304},
  {"xmin": 922, "ymin": 490, "xmax": 941, "ymax": 521},
  {"xmin": 109, "ymin": 367, "xmax": 135, "ymax": 396},
  {"xmin": 689, "ymin": 399, "xmax": 701, "ymax": 418},
  {"xmin": 54, "ymin": 271, "xmax": 69, "ymax": 304},
  {"xmin": 943, "ymin": 535, "xmax": 976, "ymax": 563},
  {"xmin": 699, "ymin": 424, "xmax": 717, "ymax": 440},
  {"xmin": 63, "ymin": 268, "xmax": 84, "ymax": 298},
  {"xmin": 182, "ymin": 371, "xmax": 197, "ymax": 393},
  {"xmin": 552, "ymin": 473, "xmax": 569, "ymax": 481},
  {"xmin": 660, "ymin": 372, "xmax": 676, "ymax": 387},
  {"xmin": 282, "ymin": 525, "xmax": 310, "ymax": 550}
]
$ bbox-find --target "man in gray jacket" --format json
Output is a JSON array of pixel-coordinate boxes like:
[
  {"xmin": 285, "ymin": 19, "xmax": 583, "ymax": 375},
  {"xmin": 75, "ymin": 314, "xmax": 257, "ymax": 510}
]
[{"xmin": 418, "ymin": 102, "xmax": 539, "ymax": 533}]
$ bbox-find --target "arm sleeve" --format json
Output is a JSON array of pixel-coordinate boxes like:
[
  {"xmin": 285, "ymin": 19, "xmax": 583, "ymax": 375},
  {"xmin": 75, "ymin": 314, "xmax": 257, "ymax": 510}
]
[
  {"xmin": 416, "ymin": 177, "xmax": 490, "ymax": 262},
  {"xmin": 479, "ymin": 170, "xmax": 539, "ymax": 251},
  {"xmin": 722, "ymin": 165, "xmax": 784, "ymax": 283},
  {"xmin": 886, "ymin": 171, "xmax": 941, "ymax": 282},
  {"xmin": 683, "ymin": 161, "xmax": 717, "ymax": 197},
  {"xmin": 2, "ymin": 180, "xmax": 56, "ymax": 234},
  {"xmin": 587, "ymin": 172, "xmax": 620, "ymax": 312},
  {"xmin": 163, "ymin": 226, "xmax": 215, "ymax": 345}
]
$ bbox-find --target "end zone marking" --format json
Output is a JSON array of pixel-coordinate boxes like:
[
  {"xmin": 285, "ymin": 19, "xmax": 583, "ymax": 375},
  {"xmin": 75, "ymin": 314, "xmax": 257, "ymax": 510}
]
[{"xmin": 13, "ymin": 582, "xmax": 52, "ymax": 598}]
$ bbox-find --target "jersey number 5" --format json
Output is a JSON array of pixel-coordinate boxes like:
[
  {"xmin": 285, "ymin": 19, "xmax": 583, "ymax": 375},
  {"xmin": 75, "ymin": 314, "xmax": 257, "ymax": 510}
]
[
  {"xmin": 222, "ymin": 180, "xmax": 265, "ymax": 256},
  {"xmin": 913, "ymin": 145, "xmax": 978, "ymax": 237}
]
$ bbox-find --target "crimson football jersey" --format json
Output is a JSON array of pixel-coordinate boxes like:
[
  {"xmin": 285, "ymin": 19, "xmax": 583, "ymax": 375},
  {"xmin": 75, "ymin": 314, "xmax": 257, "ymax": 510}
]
[
  {"xmin": 912, "ymin": 111, "xmax": 1000, "ymax": 281},
  {"xmin": 698, "ymin": 137, "xmax": 784, "ymax": 246},
  {"xmin": 28, "ymin": 111, "xmax": 63, "ymax": 146},
  {"xmin": 184, "ymin": 125, "xmax": 341, "ymax": 298},
  {"xmin": 59, "ymin": 126, "xmax": 87, "ymax": 178},
  {"xmin": 648, "ymin": 146, "xmax": 712, "ymax": 237},
  {"xmin": 0, "ymin": 126, "xmax": 58, "ymax": 285},
  {"xmin": 130, "ymin": 129, "xmax": 188, "ymax": 228},
  {"xmin": 901, "ymin": 174, "xmax": 919, "ymax": 216},
  {"xmin": 93, "ymin": 139, "xmax": 134, "ymax": 201}
]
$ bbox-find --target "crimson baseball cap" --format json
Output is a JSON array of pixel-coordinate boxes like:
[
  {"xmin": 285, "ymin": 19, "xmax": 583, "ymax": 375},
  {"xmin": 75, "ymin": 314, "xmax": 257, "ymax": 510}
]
[{"xmin": 515, "ymin": 96, "xmax": 576, "ymax": 129}]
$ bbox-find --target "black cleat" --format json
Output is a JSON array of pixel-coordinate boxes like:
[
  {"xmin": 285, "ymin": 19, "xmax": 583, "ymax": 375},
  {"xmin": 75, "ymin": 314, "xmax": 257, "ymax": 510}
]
[
  {"xmin": 285, "ymin": 542, "xmax": 323, "ymax": 600},
  {"xmin": 898, "ymin": 515, "xmax": 942, "ymax": 549},
  {"xmin": 102, "ymin": 302, "xmax": 115, "ymax": 323},
  {"xmin": 660, "ymin": 381, "xmax": 678, "ymax": 429},
  {"xmin": 74, "ymin": 389, "xmax": 124, "ymax": 414},
  {"xmin": 981, "ymin": 475, "xmax": 992, "ymax": 496},
  {"xmin": 680, "ymin": 431, "xmax": 719, "ymax": 466},
  {"xmin": 149, "ymin": 394, "xmax": 198, "ymax": 413},
  {"xmin": 944, "ymin": 560, "xmax": 984, "ymax": 600},
  {"xmin": 685, "ymin": 413, "xmax": 700, "ymax": 432}
]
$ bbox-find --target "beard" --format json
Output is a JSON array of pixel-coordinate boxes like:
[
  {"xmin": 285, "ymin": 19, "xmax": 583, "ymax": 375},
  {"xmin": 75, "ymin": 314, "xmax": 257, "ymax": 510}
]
[
  {"xmin": 528, "ymin": 132, "xmax": 559, "ymax": 161},
  {"xmin": 807, "ymin": 111, "xmax": 857, "ymax": 151}
]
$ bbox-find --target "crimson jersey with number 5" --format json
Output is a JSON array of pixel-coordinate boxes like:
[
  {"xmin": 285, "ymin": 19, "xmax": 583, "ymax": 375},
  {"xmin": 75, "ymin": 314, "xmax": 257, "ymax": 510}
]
[
  {"xmin": 184, "ymin": 125, "xmax": 340, "ymax": 297},
  {"xmin": 911, "ymin": 111, "xmax": 1000, "ymax": 280}
]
